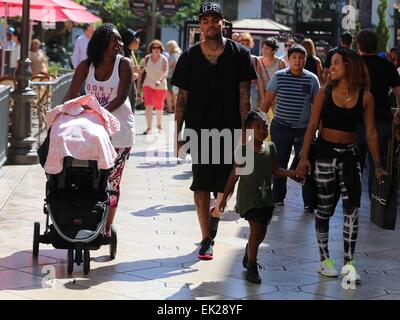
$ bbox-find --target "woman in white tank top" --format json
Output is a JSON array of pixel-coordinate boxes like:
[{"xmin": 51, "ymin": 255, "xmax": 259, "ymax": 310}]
[{"xmin": 63, "ymin": 23, "xmax": 135, "ymax": 236}]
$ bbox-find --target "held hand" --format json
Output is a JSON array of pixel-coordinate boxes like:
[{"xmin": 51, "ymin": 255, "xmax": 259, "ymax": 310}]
[
  {"xmin": 176, "ymin": 139, "xmax": 184, "ymax": 158},
  {"xmin": 219, "ymin": 199, "xmax": 227, "ymax": 213},
  {"xmin": 155, "ymin": 80, "xmax": 161, "ymax": 87},
  {"xmin": 297, "ymin": 158, "xmax": 311, "ymax": 176},
  {"xmin": 375, "ymin": 167, "xmax": 389, "ymax": 185},
  {"xmin": 294, "ymin": 167, "xmax": 306, "ymax": 179}
]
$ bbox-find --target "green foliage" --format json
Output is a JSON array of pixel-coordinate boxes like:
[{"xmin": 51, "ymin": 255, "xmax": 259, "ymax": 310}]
[
  {"xmin": 158, "ymin": 0, "xmax": 203, "ymax": 28},
  {"xmin": 76, "ymin": 0, "xmax": 137, "ymax": 29},
  {"xmin": 77, "ymin": 0, "xmax": 203, "ymax": 30},
  {"xmin": 48, "ymin": 61, "xmax": 62, "ymax": 77},
  {"xmin": 376, "ymin": 0, "xmax": 390, "ymax": 52}
]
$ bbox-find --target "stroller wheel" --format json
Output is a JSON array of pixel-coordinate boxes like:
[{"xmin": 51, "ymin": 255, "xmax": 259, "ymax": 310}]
[
  {"xmin": 83, "ymin": 250, "xmax": 90, "ymax": 275},
  {"xmin": 67, "ymin": 249, "xmax": 74, "ymax": 274},
  {"xmin": 109, "ymin": 225, "xmax": 117, "ymax": 260},
  {"xmin": 33, "ymin": 222, "xmax": 40, "ymax": 257}
]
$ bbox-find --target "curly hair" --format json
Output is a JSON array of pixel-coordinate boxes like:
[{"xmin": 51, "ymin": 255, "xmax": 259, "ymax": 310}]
[
  {"xmin": 147, "ymin": 39, "xmax": 164, "ymax": 53},
  {"xmin": 87, "ymin": 23, "xmax": 117, "ymax": 68},
  {"xmin": 237, "ymin": 32, "xmax": 254, "ymax": 48},
  {"xmin": 244, "ymin": 110, "xmax": 269, "ymax": 128},
  {"xmin": 330, "ymin": 48, "xmax": 370, "ymax": 93}
]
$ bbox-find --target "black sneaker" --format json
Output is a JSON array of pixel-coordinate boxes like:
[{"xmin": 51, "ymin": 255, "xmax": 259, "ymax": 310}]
[
  {"xmin": 208, "ymin": 208, "xmax": 220, "ymax": 240},
  {"xmin": 242, "ymin": 243, "xmax": 248, "ymax": 269},
  {"xmin": 198, "ymin": 237, "xmax": 214, "ymax": 260},
  {"xmin": 246, "ymin": 260, "xmax": 263, "ymax": 284}
]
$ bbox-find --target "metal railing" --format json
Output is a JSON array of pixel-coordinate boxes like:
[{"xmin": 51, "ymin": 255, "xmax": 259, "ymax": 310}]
[
  {"xmin": 31, "ymin": 72, "xmax": 74, "ymax": 145},
  {"xmin": 0, "ymin": 85, "xmax": 11, "ymax": 167},
  {"xmin": 50, "ymin": 72, "xmax": 74, "ymax": 109}
]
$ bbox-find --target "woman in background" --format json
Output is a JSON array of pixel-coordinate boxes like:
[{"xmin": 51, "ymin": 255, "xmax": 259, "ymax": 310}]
[
  {"xmin": 166, "ymin": 40, "xmax": 182, "ymax": 113},
  {"xmin": 302, "ymin": 38, "xmax": 323, "ymax": 83}
]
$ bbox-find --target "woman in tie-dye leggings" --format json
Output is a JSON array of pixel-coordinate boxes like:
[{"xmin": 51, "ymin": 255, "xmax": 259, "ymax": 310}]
[{"xmin": 297, "ymin": 49, "xmax": 387, "ymax": 282}]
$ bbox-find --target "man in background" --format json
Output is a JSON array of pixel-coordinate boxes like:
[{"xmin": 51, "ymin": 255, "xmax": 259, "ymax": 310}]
[
  {"xmin": 72, "ymin": 24, "xmax": 94, "ymax": 69},
  {"xmin": 323, "ymin": 32, "xmax": 353, "ymax": 82}
]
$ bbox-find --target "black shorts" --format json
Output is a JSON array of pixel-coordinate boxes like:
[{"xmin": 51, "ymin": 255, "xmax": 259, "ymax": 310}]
[
  {"xmin": 190, "ymin": 163, "xmax": 233, "ymax": 193},
  {"xmin": 244, "ymin": 207, "xmax": 274, "ymax": 225},
  {"xmin": 188, "ymin": 128, "xmax": 235, "ymax": 193}
]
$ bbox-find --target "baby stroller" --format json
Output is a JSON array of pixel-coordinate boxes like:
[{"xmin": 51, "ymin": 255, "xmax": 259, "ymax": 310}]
[
  {"xmin": 32, "ymin": 95, "xmax": 120, "ymax": 275},
  {"xmin": 33, "ymin": 157, "xmax": 117, "ymax": 274}
]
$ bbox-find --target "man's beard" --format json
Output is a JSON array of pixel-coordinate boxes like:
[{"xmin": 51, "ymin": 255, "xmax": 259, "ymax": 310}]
[{"xmin": 204, "ymin": 30, "xmax": 222, "ymax": 41}]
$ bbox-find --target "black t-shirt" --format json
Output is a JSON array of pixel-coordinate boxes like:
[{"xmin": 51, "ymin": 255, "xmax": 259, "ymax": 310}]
[
  {"xmin": 171, "ymin": 39, "xmax": 257, "ymax": 131},
  {"xmin": 305, "ymin": 56, "xmax": 318, "ymax": 76},
  {"xmin": 362, "ymin": 55, "xmax": 400, "ymax": 122}
]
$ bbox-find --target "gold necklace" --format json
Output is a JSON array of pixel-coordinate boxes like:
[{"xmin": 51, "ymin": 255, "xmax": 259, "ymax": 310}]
[{"xmin": 342, "ymin": 89, "xmax": 353, "ymax": 102}]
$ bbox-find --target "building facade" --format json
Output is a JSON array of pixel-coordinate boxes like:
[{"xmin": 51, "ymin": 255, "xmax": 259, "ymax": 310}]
[{"xmin": 220, "ymin": 0, "xmax": 398, "ymax": 49}]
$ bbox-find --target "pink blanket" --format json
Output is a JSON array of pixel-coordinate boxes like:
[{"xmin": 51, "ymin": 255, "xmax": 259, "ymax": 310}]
[{"xmin": 44, "ymin": 95, "xmax": 120, "ymax": 174}]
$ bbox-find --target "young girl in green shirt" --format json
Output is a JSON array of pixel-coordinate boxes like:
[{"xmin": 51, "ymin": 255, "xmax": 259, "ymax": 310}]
[{"xmin": 220, "ymin": 110, "xmax": 304, "ymax": 284}]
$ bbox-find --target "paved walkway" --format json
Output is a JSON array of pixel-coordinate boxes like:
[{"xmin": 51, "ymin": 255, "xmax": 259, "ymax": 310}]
[{"xmin": 0, "ymin": 111, "xmax": 399, "ymax": 300}]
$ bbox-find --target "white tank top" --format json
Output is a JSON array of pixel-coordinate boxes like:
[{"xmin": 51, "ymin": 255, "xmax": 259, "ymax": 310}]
[
  {"xmin": 85, "ymin": 54, "xmax": 135, "ymax": 148},
  {"xmin": 142, "ymin": 54, "xmax": 168, "ymax": 90}
]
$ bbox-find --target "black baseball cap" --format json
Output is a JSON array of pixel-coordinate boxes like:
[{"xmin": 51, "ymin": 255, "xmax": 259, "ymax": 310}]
[{"xmin": 198, "ymin": 2, "xmax": 223, "ymax": 19}]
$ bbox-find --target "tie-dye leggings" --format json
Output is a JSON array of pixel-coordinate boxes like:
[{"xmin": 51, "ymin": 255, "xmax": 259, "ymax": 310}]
[
  {"xmin": 109, "ymin": 147, "xmax": 131, "ymax": 208},
  {"xmin": 314, "ymin": 157, "xmax": 361, "ymax": 262}
]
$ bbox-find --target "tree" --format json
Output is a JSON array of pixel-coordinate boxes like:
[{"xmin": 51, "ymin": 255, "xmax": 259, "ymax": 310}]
[
  {"xmin": 76, "ymin": 0, "xmax": 140, "ymax": 29},
  {"xmin": 376, "ymin": 0, "xmax": 390, "ymax": 52},
  {"xmin": 77, "ymin": 0, "xmax": 203, "ymax": 33},
  {"xmin": 158, "ymin": 0, "xmax": 203, "ymax": 28}
]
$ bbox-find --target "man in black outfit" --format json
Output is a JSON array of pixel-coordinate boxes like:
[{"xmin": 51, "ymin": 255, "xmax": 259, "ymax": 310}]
[
  {"xmin": 172, "ymin": 2, "xmax": 257, "ymax": 260},
  {"xmin": 323, "ymin": 32, "xmax": 353, "ymax": 83},
  {"xmin": 356, "ymin": 29, "xmax": 400, "ymax": 196}
]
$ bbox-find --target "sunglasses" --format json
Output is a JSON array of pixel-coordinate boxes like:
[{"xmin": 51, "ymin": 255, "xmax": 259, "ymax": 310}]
[
  {"xmin": 152, "ymin": 46, "xmax": 161, "ymax": 49},
  {"xmin": 284, "ymin": 44, "xmax": 292, "ymax": 48}
]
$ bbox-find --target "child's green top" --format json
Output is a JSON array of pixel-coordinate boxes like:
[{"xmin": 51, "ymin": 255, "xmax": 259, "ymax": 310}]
[{"xmin": 235, "ymin": 142, "xmax": 276, "ymax": 216}]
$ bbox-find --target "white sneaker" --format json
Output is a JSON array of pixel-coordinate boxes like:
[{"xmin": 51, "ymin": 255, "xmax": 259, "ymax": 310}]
[
  {"xmin": 317, "ymin": 259, "xmax": 338, "ymax": 278},
  {"xmin": 341, "ymin": 261, "xmax": 361, "ymax": 283}
]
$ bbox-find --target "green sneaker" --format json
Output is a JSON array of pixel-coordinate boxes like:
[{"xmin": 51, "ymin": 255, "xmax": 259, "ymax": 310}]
[{"xmin": 317, "ymin": 258, "xmax": 338, "ymax": 278}]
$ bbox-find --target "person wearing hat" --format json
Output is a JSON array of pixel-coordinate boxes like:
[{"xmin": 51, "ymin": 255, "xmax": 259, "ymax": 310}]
[
  {"xmin": 172, "ymin": 2, "xmax": 257, "ymax": 261},
  {"xmin": 322, "ymin": 32, "xmax": 353, "ymax": 83},
  {"xmin": 121, "ymin": 28, "xmax": 141, "ymax": 112}
]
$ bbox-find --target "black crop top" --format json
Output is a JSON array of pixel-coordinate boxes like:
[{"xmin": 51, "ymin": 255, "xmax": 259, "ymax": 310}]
[{"xmin": 321, "ymin": 87, "xmax": 364, "ymax": 133}]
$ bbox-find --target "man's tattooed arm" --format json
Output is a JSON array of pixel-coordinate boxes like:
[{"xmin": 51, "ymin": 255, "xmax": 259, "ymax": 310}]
[
  {"xmin": 239, "ymin": 81, "xmax": 251, "ymax": 128},
  {"xmin": 175, "ymin": 89, "xmax": 188, "ymax": 156}
]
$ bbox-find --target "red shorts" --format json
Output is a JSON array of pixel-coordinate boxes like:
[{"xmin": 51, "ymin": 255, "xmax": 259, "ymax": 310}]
[{"xmin": 143, "ymin": 86, "xmax": 167, "ymax": 110}]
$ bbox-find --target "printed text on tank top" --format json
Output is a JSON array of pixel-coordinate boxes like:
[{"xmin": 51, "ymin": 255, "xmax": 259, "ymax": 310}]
[{"xmin": 86, "ymin": 55, "xmax": 121, "ymax": 107}]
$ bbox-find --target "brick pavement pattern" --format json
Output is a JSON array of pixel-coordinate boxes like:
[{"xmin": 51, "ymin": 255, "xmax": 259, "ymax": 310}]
[{"xmin": 0, "ymin": 112, "xmax": 399, "ymax": 300}]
